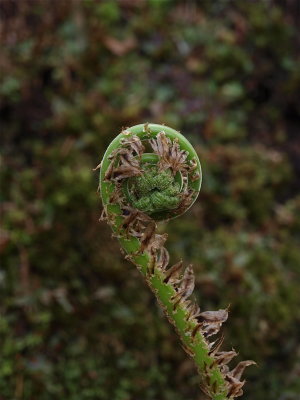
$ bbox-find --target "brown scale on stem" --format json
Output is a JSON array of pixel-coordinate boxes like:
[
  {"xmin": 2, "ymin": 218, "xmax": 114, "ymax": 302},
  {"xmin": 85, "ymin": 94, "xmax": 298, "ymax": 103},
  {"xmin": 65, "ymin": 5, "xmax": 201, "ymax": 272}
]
[
  {"xmin": 172, "ymin": 264, "xmax": 195, "ymax": 309},
  {"xmin": 163, "ymin": 260, "xmax": 183, "ymax": 284},
  {"xmin": 156, "ymin": 246, "xmax": 170, "ymax": 270},
  {"xmin": 186, "ymin": 302, "xmax": 201, "ymax": 321}
]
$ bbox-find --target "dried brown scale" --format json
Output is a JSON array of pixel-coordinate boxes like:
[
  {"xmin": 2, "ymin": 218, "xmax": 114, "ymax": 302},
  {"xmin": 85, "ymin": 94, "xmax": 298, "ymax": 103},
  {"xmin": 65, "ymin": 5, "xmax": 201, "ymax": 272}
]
[
  {"xmin": 148, "ymin": 253, "xmax": 157, "ymax": 276},
  {"xmin": 189, "ymin": 158, "xmax": 198, "ymax": 171},
  {"xmin": 128, "ymin": 225, "xmax": 148, "ymax": 239},
  {"xmin": 99, "ymin": 206, "xmax": 116, "ymax": 226},
  {"xmin": 200, "ymin": 383, "xmax": 211, "ymax": 397},
  {"xmin": 156, "ymin": 246, "xmax": 170, "ymax": 270},
  {"xmin": 148, "ymin": 239, "xmax": 169, "ymax": 273},
  {"xmin": 124, "ymin": 253, "xmax": 135, "ymax": 264},
  {"xmin": 215, "ymin": 351, "xmax": 238, "ymax": 366},
  {"xmin": 138, "ymin": 221, "xmax": 157, "ymax": 253},
  {"xmin": 99, "ymin": 207, "xmax": 107, "ymax": 222},
  {"xmin": 209, "ymin": 335, "xmax": 225, "ymax": 355},
  {"xmin": 104, "ymin": 157, "xmax": 117, "ymax": 181},
  {"xmin": 198, "ymin": 309, "xmax": 229, "ymax": 324},
  {"xmin": 121, "ymin": 206, "xmax": 152, "ymax": 222},
  {"xmin": 180, "ymin": 172, "xmax": 189, "ymax": 191},
  {"xmin": 150, "ymin": 131, "xmax": 169, "ymax": 159},
  {"xmin": 119, "ymin": 208, "xmax": 140, "ymax": 235},
  {"xmin": 203, "ymin": 322, "xmax": 224, "ymax": 339},
  {"xmin": 172, "ymin": 264, "xmax": 195, "ymax": 309},
  {"xmin": 180, "ymin": 171, "xmax": 189, "ymax": 192},
  {"xmin": 93, "ymin": 161, "xmax": 102, "ymax": 171},
  {"xmin": 109, "ymin": 165, "xmax": 143, "ymax": 181},
  {"xmin": 229, "ymin": 360, "xmax": 256, "ymax": 381},
  {"xmin": 120, "ymin": 128, "xmax": 131, "ymax": 136},
  {"xmin": 119, "ymin": 153, "xmax": 140, "ymax": 169},
  {"xmin": 109, "ymin": 181, "xmax": 126, "ymax": 205},
  {"xmin": 105, "ymin": 134, "xmax": 145, "ymax": 183},
  {"xmin": 174, "ymin": 188, "xmax": 196, "ymax": 215},
  {"xmin": 182, "ymin": 299, "xmax": 193, "ymax": 317},
  {"xmin": 119, "ymin": 206, "xmax": 152, "ymax": 238},
  {"xmin": 225, "ymin": 375, "xmax": 245, "ymax": 398},
  {"xmin": 191, "ymin": 172, "xmax": 201, "ymax": 182},
  {"xmin": 109, "ymin": 147, "xmax": 139, "ymax": 163},
  {"xmin": 150, "ymin": 131, "xmax": 189, "ymax": 173},
  {"xmin": 163, "ymin": 260, "xmax": 183, "ymax": 284},
  {"xmin": 192, "ymin": 322, "xmax": 203, "ymax": 338},
  {"xmin": 212, "ymin": 380, "xmax": 218, "ymax": 394},
  {"xmin": 142, "ymin": 123, "xmax": 150, "ymax": 133},
  {"xmin": 181, "ymin": 342, "xmax": 195, "ymax": 357},
  {"xmin": 120, "ymin": 135, "xmax": 145, "ymax": 157},
  {"xmin": 148, "ymin": 233, "xmax": 168, "ymax": 255},
  {"xmin": 176, "ymin": 264, "xmax": 195, "ymax": 297},
  {"xmin": 186, "ymin": 302, "xmax": 201, "ymax": 321},
  {"xmin": 203, "ymin": 364, "xmax": 211, "ymax": 381},
  {"xmin": 170, "ymin": 139, "xmax": 189, "ymax": 172}
]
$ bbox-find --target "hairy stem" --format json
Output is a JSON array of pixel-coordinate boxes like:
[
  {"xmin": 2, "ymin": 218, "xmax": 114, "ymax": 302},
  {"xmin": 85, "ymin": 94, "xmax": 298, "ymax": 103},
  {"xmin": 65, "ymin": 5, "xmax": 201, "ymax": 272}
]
[{"xmin": 99, "ymin": 123, "xmax": 254, "ymax": 399}]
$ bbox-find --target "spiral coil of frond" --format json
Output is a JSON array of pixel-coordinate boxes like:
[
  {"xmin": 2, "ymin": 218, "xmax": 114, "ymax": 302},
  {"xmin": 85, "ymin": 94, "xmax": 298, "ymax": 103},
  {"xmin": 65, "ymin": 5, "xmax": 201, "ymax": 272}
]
[{"xmin": 99, "ymin": 123, "xmax": 255, "ymax": 399}]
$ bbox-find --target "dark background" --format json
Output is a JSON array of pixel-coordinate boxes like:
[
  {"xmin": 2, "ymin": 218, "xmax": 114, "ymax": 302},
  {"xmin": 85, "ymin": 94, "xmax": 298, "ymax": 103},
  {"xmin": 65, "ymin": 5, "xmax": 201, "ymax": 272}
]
[{"xmin": 1, "ymin": 1, "xmax": 300, "ymax": 399}]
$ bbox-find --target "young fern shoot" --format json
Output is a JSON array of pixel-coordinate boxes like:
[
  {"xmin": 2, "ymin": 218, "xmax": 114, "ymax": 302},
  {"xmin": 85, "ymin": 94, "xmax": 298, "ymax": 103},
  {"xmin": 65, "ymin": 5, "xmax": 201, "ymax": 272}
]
[{"xmin": 99, "ymin": 123, "xmax": 255, "ymax": 400}]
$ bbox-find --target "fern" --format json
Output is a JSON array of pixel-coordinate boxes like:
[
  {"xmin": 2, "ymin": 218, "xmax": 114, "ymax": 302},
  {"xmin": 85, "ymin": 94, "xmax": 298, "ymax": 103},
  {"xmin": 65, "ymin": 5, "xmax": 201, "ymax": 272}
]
[{"xmin": 98, "ymin": 123, "xmax": 255, "ymax": 399}]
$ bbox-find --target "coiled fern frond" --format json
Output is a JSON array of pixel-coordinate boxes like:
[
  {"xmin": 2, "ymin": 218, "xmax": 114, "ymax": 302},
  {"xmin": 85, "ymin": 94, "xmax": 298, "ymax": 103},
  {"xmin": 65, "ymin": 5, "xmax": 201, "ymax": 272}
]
[{"xmin": 98, "ymin": 123, "xmax": 255, "ymax": 399}]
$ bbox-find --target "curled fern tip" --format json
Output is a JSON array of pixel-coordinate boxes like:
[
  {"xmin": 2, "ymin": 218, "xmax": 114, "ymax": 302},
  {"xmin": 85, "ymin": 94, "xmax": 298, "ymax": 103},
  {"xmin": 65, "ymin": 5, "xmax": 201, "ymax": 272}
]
[{"xmin": 98, "ymin": 123, "xmax": 255, "ymax": 399}]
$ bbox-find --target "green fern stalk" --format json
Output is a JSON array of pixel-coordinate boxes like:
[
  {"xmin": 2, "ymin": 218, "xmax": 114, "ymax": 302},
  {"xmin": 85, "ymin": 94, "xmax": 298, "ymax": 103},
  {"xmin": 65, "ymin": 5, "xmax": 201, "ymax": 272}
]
[{"xmin": 98, "ymin": 123, "xmax": 254, "ymax": 399}]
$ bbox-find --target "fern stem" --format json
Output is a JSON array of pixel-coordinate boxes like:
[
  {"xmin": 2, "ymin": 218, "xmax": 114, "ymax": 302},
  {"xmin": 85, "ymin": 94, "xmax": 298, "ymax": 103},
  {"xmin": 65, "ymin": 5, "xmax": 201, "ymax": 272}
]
[{"xmin": 99, "ymin": 123, "xmax": 254, "ymax": 399}]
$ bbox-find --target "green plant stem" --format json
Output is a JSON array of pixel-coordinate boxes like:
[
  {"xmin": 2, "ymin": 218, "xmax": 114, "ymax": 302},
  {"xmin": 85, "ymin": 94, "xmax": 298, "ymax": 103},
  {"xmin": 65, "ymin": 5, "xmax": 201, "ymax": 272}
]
[{"xmin": 99, "ymin": 124, "xmax": 252, "ymax": 399}]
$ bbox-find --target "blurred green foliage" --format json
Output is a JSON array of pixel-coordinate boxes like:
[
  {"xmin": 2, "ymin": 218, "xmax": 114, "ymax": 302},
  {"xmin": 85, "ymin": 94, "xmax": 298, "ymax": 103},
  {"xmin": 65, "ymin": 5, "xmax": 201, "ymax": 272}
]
[{"xmin": 1, "ymin": 1, "xmax": 300, "ymax": 399}]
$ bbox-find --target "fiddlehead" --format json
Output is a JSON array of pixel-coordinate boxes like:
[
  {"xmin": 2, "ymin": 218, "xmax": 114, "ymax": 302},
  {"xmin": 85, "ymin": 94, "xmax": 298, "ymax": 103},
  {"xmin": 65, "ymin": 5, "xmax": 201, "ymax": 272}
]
[{"xmin": 99, "ymin": 123, "xmax": 254, "ymax": 400}]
